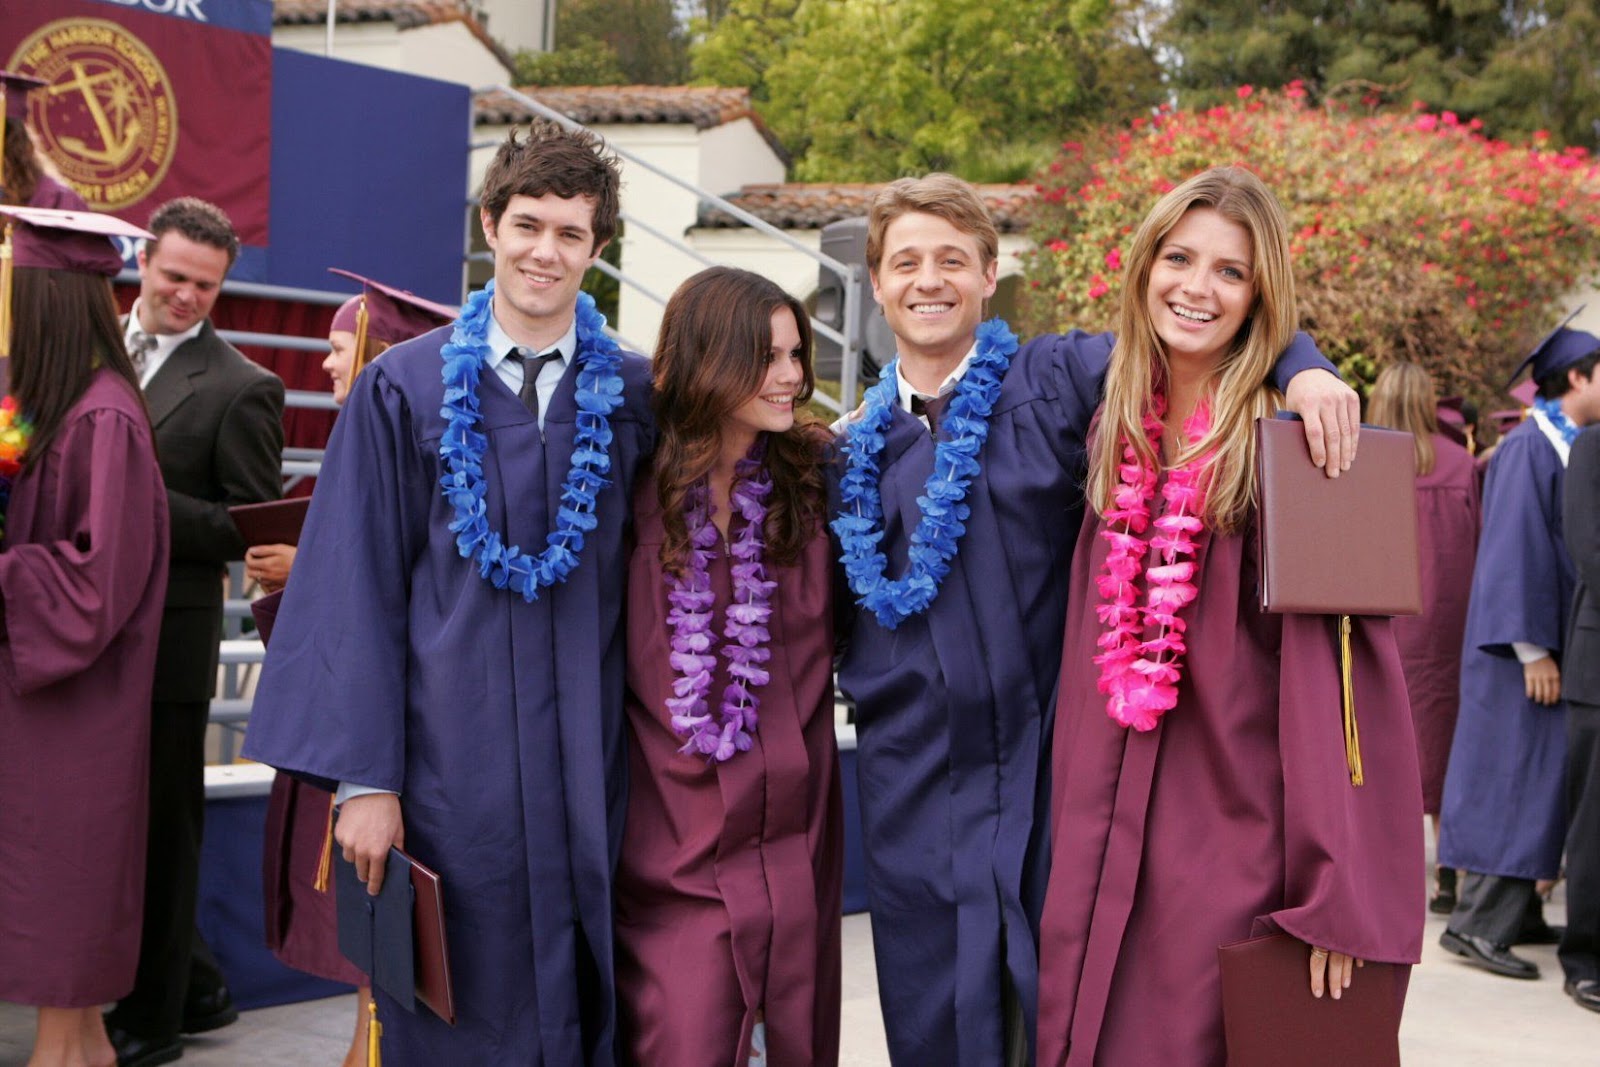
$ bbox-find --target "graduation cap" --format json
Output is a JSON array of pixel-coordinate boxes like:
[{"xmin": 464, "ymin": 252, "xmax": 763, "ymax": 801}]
[
  {"xmin": 1436, "ymin": 396, "xmax": 1468, "ymax": 448},
  {"xmin": 0, "ymin": 204, "xmax": 150, "ymax": 356},
  {"xmin": 1508, "ymin": 306, "xmax": 1600, "ymax": 387},
  {"xmin": 326, "ymin": 268, "xmax": 457, "ymax": 380}
]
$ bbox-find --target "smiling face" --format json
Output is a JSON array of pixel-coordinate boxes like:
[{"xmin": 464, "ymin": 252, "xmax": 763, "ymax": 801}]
[
  {"xmin": 481, "ymin": 192, "xmax": 604, "ymax": 349},
  {"xmin": 1145, "ymin": 206, "xmax": 1257, "ymax": 374},
  {"xmin": 135, "ymin": 231, "xmax": 230, "ymax": 336},
  {"xmin": 726, "ymin": 305, "xmax": 806, "ymax": 445},
  {"xmin": 870, "ymin": 211, "xmax": 998, "ymax": 375},
  {"xmin": 323, "ymin": 329, "xmax": 357, "ymax": 406}
]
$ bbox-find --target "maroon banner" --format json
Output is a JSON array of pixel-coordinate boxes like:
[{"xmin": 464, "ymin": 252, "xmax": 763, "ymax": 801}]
[{"xmin": 2, "ymin": 0, "xmax": 272, "ymax": 244}]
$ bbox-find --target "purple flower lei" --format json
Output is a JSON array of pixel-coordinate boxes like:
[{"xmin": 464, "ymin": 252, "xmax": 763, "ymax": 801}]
[{"xmin": 664, "ymin": 451, "xmax": 777, "ymax": 762}]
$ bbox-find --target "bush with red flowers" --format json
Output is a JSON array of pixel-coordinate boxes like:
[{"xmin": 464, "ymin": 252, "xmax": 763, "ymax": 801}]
[{"xmin": 1021, "ymin": 86, "xmax": 1600, "ymax": 409}]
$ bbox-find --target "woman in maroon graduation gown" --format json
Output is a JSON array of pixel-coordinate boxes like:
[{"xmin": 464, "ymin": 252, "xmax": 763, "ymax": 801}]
[
  {"xmin": 0, "ymin": 206, "xmax": 169, "ymax": 1067},
  {"xmin": 244, "ymin": 271, "xmax": 454, "ymax": 1067},
  {"xmin": 616, "ymin": 266, "xmax": 842, "ymax": 1066},
  {"xmin": 1368, "ymin": 361, "xmax": 1480, "ymax": 913},
  {"xmin": 1034, "ymin": 168, "xmax": 1423, "ymax": 1066}
]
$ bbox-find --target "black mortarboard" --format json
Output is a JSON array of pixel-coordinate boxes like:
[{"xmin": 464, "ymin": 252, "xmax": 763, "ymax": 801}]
[{"xmin": 1508, "ymin": 307, "xmax": 1600, "ymax": 386}]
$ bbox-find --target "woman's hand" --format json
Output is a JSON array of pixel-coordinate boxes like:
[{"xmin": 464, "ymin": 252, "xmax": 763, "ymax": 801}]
[
  {"xmin": 245, "ymin": 543, "xmax": 297, "ymax": 593},
  {"xmin": 1283, "ymin": 369, "xmax": 1360, "ymax": 477},
  {"xmin": 1308, "ymin": 943, "xmax": 1363, "ymax": 999}
]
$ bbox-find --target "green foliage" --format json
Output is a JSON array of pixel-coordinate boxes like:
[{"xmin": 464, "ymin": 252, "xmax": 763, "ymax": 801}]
[
  {"xmin": 691, "ymin": 0, "xmax": 1162, "ymax": 182},
  {"xmin": 518, "ymin": 0, "xmax": 689, "ymax": 86},
  {"xmin": 1022, "ymin": 88, "xmax": 1600, "ymax": 411},
  {"xmin": 1157, "ymin": 0, "xmax": 1600, "ymax": 151}
]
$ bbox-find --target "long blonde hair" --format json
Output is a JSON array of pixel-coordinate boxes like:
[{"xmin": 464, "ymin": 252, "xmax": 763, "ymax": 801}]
[
  {"xmin": 1367, "ymin": 362, "xmax": 1439, "ymax": 475},
  {"xmin": 1087, "ymin": 166, "xmax": 1298, "ymax": 533}
]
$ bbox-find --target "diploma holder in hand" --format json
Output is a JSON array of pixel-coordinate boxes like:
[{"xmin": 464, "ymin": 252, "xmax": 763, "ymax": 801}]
[{"xmin": 1255, "ymin": 414, "xmax": 1422, "ymax": 786}]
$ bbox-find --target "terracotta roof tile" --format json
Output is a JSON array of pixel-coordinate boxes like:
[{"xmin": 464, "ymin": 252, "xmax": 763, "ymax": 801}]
[{"xmin": 696, "ymin": 183, "xmax": 1037, "ymax": 233}]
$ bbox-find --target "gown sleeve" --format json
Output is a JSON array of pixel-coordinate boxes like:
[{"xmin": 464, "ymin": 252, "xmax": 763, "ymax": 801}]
[
  {"xmin": 1265, "ymin": 612, "xmax": 1425, "ymax": 964},
  {"xmin": 1269, "ymin": 332, "xmax": 1338, "ymax": 393},
  {"xmin": 1467, "ymin": 432, "xmax": 1568, "ymax": 657},
  {"xmin": 0, "ymin": 408, "xmax": 167, "ymax": 695},
  {"xmin": 240, "ymin": 366, "xmax": 430, "ymax": 794}
]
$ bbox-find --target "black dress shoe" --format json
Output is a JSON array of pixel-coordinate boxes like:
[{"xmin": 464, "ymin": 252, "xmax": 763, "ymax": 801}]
[
  {"xmin": 105, "ymin": 1025, "xmax": 183, "ymax": 1067},
  {"xmin": 1440, "ymin": 928, "xmax": 1541, "ymax": 979},
  {"xmin": 180, "ymin": 983, "xmax": 239, "ymax": 1034},
  {"xmin": 1518, "ymin": 922, "xmax": 1566, "ymax": 946},
  {"xmin": 1566, "ymin": 978, "xmax": 1600, "ymax": 1014}
]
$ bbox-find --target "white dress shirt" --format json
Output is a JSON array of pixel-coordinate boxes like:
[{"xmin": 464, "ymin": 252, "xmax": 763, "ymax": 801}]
[{"xmin": 124, "ymin": 301, "xmax": 204, "ymax": 389}]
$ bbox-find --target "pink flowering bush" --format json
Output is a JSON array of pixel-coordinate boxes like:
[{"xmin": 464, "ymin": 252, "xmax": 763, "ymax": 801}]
[{"xmin": 1021, "ymin": 86, "xmax": 1600, "ymax": 408}]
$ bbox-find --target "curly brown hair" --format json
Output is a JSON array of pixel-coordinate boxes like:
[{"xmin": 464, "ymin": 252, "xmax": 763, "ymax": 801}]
[
  {"xmin": 479, "ymin": 121, "xmax": 621, "ymax": 251},
  {"xmin": 651, "ymin": 266, "xmax": 830, "ymax": 574}
]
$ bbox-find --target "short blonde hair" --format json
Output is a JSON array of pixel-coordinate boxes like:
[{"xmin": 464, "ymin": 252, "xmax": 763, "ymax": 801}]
[{"xmin": 866, "ymin": 173, "xmax": 999, "ymax": 273}]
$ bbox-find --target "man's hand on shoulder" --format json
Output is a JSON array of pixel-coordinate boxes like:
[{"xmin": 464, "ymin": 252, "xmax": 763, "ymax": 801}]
[
  {"xmin": 336, "ymin": 792, "xmax": 405, "ymax": 896},
  {"xmin": 1284, "ymin": 368, "xmax": 1359, "ymax": 478}
]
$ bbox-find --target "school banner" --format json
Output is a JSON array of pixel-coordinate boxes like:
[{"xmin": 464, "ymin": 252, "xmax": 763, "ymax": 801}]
[{"xmin": 1, "ymin": 0, "xmax": 273, "ymax": 244}]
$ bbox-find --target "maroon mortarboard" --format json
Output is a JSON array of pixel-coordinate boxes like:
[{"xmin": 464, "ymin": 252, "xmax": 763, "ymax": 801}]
[
  {"xmin": 0, "ymin": 204, "xmax": 151, "ymax": 355},
  {"xmin": 1508, "ymin": 379, "xmax": 1538, "ymax": 408},
  {"xmin": 326, "ymin": 268, "xmax": 457, "ymax": 379},
  {"xmin": 0, "ymin": 70, "xmax": 46, "ymax": 122},
  {"xmin": 1436, "ymin": 396, "xmax": 1468, "ymax": 447},
  {"xmin": 1508, "ymin": 306, "xmax": 1600, "ymax": 386}
]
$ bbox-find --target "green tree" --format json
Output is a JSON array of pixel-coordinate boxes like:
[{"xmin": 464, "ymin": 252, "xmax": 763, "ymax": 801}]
[
  {"xmin": 514, "ymin": 0, "xmax": 689, "ymax": 86},
  {"xmin": 513, "ymin": 39, "xmax": 627, "ymax": 86},
  {"xmin": 694, "ymin": 0, "xmax": 1162, "ymax": 182}
]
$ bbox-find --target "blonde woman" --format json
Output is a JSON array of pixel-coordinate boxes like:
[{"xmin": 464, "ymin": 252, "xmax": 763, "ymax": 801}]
[
  {"xmin": 1035, "ymin": 168, "xmax": 1423, "ymax": 1065},
  {"xmin": 1369, "ymin": 362, "xmax": 1481, "ymax": 913}
]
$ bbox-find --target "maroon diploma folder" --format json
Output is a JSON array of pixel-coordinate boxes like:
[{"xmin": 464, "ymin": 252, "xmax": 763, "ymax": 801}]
[
  {"xmin": 1218, "ymin": 932, "xmax": 1402, "ymax": 1067},
  {"xmin": 228, "ymin": 497, "xmax": 311, "ymax": 547}
]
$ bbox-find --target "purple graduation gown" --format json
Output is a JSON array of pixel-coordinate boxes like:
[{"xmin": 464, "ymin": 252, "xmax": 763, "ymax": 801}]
[
  {"xmin": 1393, "ymin": 433, "xmax": 1480, "ymax": 813},
  {"xmin": 616, "ymin": 464, "xmax": 843, "ymax": 1066},
  {"xmin": 1037, "ymin": 502, "xmax": 1423, "ymax": 1067},
  {"xmin": 0, "ymin": 370, "xmax": 169, "ymax": 1007},
  {"xmin": 252, "ymin": 590, "xmax": 365, "ymax": 986},
  {"xmin": 27, "ymin": 174, "xmax": 88, "ymax": 211},
  {"xmin": 1438, "ymin": 419, "xmax": 1575, "ymax": 879},
  {"xmin": 241, "ymin": 328, "xmax": 655, "ymax": 1065},
  {"xmin": 834, "ymin": 331, "xmax": 1335, "ymax": 1065}
]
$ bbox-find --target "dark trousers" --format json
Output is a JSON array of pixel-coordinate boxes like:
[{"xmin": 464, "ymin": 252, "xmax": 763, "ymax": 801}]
[
  {"xmin": 1562, "ymin": 701, "xmax": 1600, "ymax": 983},
  {"xmin": 1451, "ymin": 872, "xmax": 1544, "ymax": 945},
  {"xmin": 108, "ymin": 700, "xmax": 223, "ymax": 1039}
]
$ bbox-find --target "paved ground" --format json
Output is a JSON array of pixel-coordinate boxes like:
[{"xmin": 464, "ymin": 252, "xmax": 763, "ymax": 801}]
[{"xmin": 5, "ymin": 848, "xmax": 1596, "ymax": 1065}]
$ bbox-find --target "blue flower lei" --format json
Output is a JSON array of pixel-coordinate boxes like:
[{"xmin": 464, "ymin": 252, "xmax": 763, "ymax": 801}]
[
  {"xmin": 830, "ymin": 317, "xmax": 1019, "ymax": 629},
  {"xmin": 1533, "ymin": 395, "xmax": 1580, "ymax": 447},
  {"xmin": 437, "ymin": 282, "xmax": 625, "ymax": 601}
]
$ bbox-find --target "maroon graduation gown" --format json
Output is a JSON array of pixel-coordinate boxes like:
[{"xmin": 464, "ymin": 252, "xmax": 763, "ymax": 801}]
[
  {"xmin": 615, "ymin": 465, "xmax": 843, "ymax": 1067},
  {"xmin": 252, "ymin": 590, "xmax": 365, "ymax": 986},
  {"xmin": 0, "ymin": 371, "xmax": 169, "ymax": 1006},
  {"xmin": 1392, "ymin": 433, "xmax": 1479, "ymax": 813},
  {"xmin": 1036, "ymin": 498, "xmax": 1423, "ymax": 1067}
]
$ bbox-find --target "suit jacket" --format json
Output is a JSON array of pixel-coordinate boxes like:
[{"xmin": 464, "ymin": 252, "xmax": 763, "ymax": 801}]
[
  {"xmin": 141, "ymin": 318, "xmax": 285, "ymax": 702},
  {"xmin": 1565, "ymin": 425, "xmax": 1600, "ymax": 706}
]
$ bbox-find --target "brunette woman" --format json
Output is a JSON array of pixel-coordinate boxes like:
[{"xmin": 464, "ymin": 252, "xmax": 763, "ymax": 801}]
[
  {"xmin": 615, "ymin": 266, "xmax": 842, "ymax": 1066},
  {"xmin": 1034, "ymin": 169, "xmax": 1423, "ymax": 1066},
  {"xmin": 1368, "ymin": 361, "xmax": 1481, "ymax": 913},
  {"xmin": 0, "ymin": 206, "xmax": 169, "ymax": 1067}
]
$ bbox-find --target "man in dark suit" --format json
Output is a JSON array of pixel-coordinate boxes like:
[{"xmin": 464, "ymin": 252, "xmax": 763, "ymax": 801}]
[
  {"xmin": 105, "ymin": 197, "xmax": 285, "ymax": 1067},
  {"xmin": 1563, "ymin": 424, "xmax": 1600, "ymax": 1014}
]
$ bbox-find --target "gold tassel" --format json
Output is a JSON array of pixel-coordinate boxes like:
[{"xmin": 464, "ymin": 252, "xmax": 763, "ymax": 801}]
[
  {"xmin": 1340, "ymin": 614, "xmax": 1364, "ymax": 786},
  {"xmin": 313, "ymin": 793, "xmax": 336, "ymax": 892},
  {"xmin": 0, "ymin": 220, "xmax": 13, "ymax": 359},
  {"xmin": 349, "ymin": 294, "xmax": 371, "ymax": 380},
  {"xmin": 366, "ymin": 997, "xmax": 382, "ymax": 1067}
]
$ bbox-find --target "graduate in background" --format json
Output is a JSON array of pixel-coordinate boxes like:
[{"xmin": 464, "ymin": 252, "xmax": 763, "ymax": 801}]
[
  {"xmin": 1438, "ymin": 320, "xmax": 1600, "ymax": 980},
  {"xmin": 242, "ymin": 121, "xmax": 656, "ymax": 1064},
  {"xmin": 616, "ymin": 267, "xmax": 842, "ymax": 1066},
  {"xmin": 0, "ymin": 71, "xmax": 88, "ymax": 210},
  {"xmin": 830, "ymin": 173, "xmax": 1355, "ymax": 1067},
  {"xmin": 1367, "ymin": 362, "xmax": 1481, "ymax": 914},
  {"xmin": 245, "ymin": 271, "xmax": 454, "ymax": 1067},
  {"xmin": 0, "ymin": 206, "xmax": 169, "ymax": 1067},
  {"xmin": 1034, "ymin": 167, "xmax": 1422, "ymax": 1066}
]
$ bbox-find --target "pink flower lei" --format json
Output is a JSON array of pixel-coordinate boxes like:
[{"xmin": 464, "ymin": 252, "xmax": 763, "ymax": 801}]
[
  {"xmin": 1093, "ymin": 395, "xmax": 1214, "ymax": 731},
  {"xmin": 664, "ymin": 451, "xmax": 777, "ymax": 762}
]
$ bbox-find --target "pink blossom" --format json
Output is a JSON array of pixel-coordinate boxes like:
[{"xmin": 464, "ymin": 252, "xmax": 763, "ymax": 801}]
[
  {"xmin": 1105, "ymin": 248, "xmax": 1123, "ymax": 271},
  {"xmin": 1237, "ymin": 85, "xmax": 1254, "ymax": 99}
]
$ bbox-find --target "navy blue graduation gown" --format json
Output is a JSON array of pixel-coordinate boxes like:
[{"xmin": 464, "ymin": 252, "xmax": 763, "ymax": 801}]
[
  {"xmin": 835, "ymin": 330, "xmax": 1332, "ymax": 1066},
  {"xmin": 242, "ymin": 327, "xmax": 654, "ymax": 1065},
  {"xmin": 1438, "ymin": 418, "xmax": 1575, "ymax": 880}
]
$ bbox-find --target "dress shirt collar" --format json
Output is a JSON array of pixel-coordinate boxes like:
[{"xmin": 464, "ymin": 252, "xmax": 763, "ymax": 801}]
[
  {"xmin": 896, "ymin": 341, "xmax": 978, "ymax": 412},
  {"xmin": 126, "ymin": 301, "xmax": 205, "ymax": 388},
  {"xmin": 484, "ymin": 312, "xmax": 576, "ymax": 374}
]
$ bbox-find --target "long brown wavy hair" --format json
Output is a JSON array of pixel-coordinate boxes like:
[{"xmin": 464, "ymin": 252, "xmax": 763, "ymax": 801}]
[
  {"xmin": 2, "ymin": 122, "xmax": 41, "ymax": 206},
  {"xmin": 9, "ymin": 266, "xmax": 150, "ymax": 469},
  {"xmin": 652, "ymin": 266, "xmax": 829, "ymax": 574}
]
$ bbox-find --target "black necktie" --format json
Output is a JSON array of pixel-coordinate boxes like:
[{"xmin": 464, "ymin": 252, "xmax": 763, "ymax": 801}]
[
  {"xmin": 909, "ymin": 393, "xmax": 949, "ymax": 438},
  {"xmin": 509, "ymin": 348, "xmax": 562, "ymax": 423}
]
